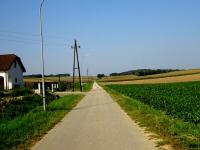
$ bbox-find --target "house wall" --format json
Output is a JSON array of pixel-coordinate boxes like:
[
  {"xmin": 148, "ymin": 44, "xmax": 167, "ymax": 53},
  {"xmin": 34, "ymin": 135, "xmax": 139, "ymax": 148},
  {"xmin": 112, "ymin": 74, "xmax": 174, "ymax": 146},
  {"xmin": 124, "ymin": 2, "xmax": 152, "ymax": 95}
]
[{"xmin": 7, "ymin": 60, "xmax": 24, "ymax": 89}]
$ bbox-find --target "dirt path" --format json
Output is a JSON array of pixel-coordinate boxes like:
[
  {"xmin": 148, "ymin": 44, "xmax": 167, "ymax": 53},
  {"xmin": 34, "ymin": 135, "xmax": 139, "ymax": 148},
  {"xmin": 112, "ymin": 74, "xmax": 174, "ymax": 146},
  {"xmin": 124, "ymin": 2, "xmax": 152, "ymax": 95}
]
[{"xmin": 32, "ymin": 82, "xmax": 156, "ymax": 150}]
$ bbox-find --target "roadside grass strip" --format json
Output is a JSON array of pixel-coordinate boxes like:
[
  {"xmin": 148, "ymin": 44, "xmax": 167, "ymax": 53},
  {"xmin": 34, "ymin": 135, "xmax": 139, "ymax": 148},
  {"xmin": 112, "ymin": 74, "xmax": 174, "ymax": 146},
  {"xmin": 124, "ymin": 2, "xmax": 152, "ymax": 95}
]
[
  {"xmin": 74, "ymin": 81, "xmax": 94, "ymax": 92},
  {"xmin": 104, "ymin": 85, "xmax": 200, "ymax": 150},
  {"xmin": 0, "ymin": 94, "xmax": 84, "ymax": 150},
  {"xmin": 82, "ymin": 82, "xmax": 94, "ymax": 92}
]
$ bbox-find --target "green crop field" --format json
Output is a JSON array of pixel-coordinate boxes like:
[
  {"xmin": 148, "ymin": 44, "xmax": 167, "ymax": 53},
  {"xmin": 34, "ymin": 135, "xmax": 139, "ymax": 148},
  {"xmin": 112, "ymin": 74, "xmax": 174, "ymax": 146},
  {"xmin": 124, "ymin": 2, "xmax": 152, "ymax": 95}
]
[{"xmin": 106, "ymin": 81, "xmax": 200, "ymax": 124}]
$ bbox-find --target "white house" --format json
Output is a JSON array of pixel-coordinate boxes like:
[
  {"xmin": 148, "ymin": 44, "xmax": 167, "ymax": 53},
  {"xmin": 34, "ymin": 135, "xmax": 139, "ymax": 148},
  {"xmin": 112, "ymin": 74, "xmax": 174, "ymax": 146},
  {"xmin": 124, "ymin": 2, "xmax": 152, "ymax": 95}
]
[{"xmin": 0, "ymin": 54, "xmax": 26, "ymax": 90}]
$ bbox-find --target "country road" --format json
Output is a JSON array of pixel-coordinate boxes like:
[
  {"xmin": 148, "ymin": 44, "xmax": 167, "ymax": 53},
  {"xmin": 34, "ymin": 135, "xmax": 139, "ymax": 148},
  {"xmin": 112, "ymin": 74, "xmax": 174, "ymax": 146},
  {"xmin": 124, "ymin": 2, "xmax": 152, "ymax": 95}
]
[{"xmin": 32, "ymin": 82, "xmax": 156, "ymax": 150}]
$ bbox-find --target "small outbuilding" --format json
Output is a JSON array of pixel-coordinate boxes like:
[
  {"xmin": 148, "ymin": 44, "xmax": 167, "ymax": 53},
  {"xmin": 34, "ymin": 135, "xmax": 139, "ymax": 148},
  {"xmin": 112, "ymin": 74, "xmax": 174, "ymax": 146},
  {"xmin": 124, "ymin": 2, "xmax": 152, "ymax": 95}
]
[{"xmin": 0, "ymin": 54, "xmax": 26, "ymax": 90}]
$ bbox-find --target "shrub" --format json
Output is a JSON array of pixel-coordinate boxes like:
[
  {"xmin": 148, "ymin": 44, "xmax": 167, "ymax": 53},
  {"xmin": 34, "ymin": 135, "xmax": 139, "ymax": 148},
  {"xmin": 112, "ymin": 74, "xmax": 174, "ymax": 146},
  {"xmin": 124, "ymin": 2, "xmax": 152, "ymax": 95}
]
[
  {"xmin": 45, "ymin": 92, "xmax": 58, "ymax": 103},
  {"xmin": 0, "ymin": 95, "xmax": 42, "ymax": 121},
  {"xmin": 97, "ymin": 74, "xmax": 105, "ymax": 79},
  {"xmin": 0, "ymin": 91, "xmax": 5, "ymax": 98},
  {"xmin": 58, "ymin": 82, "xmax": 68, "ymax": 91},
  {"xmin": 0, "ymin": 92, "xmax": 56, "ymax": 122},
  {"xmin": 0, "ymin": 95, "xmax": 83, "ymax": 150},
  {"xmin": 9, "ymin": 87, "xmax": 33, "ymax": 97}
]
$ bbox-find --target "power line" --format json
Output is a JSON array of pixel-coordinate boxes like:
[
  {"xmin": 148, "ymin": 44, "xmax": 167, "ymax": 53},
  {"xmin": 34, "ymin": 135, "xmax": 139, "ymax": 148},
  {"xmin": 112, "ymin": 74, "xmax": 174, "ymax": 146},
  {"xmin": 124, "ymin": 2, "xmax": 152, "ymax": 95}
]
[
  {"xmin": 0, "ymin": 36, "xmax": 40, "ymax": 43},
  {"xmin": 0, "ymin": 30, "xmax": 39, "ymax": 37},
  {"xmin": 0, "ymin": 37, "xmax": 66, "ymax": 47},
  {"xmin": 0, "ymin": 30, "xmax": 67, "ymax": 40},
  {"xmin": 0, "ymin": 33, "xmax": 65, "ymax": 42},
  {"xmin": 0, "ymin": 38, "xmax": 39, "ymax": 44}
]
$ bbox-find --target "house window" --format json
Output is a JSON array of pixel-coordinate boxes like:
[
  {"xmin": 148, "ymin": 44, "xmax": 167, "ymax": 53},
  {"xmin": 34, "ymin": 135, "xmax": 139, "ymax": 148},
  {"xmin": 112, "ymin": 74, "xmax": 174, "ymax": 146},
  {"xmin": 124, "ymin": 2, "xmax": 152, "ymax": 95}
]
[
  {"xmin": 14, "ymin": 61, "xmax": 17, "ymax": 68},
  {"xmin": 15, "ymin": 78, "xmax": 17, "ymax": 83}
]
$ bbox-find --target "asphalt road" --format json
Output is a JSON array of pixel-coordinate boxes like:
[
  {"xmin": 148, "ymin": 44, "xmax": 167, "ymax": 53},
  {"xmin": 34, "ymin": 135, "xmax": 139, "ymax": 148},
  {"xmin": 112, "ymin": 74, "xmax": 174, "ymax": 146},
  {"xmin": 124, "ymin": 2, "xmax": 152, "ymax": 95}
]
[{"xmin": 32, "ymin": 82, "xmax": 156, "ymax": 150}]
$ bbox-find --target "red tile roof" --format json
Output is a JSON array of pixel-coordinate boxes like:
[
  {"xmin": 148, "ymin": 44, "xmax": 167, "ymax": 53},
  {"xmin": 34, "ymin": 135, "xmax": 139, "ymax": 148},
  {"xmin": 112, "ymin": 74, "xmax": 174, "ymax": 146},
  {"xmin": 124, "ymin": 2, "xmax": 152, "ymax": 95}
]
[{"xmin": 0, "ymin": 54, "xmax": 26, "ymax": 72}]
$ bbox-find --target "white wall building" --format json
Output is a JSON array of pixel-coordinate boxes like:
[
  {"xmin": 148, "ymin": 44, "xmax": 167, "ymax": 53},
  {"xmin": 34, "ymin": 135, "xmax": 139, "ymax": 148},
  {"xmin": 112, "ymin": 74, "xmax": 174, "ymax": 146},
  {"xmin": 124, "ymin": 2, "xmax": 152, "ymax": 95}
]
[{"xmin": 0, "ymin": 54, "xmax": 26, "ymax": 90}]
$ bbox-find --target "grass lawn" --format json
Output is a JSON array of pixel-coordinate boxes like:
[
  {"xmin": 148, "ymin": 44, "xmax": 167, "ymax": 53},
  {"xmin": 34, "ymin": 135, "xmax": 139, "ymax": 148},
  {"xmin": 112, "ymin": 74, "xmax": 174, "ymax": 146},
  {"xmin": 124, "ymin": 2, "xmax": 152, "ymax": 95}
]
[
  {"xmin": 0, "ymin": 94, "xmax": 84, "ymax": 150},
  {"xmin": 103, "ymin": 85, "xmax": 200, "ymax": 150}
]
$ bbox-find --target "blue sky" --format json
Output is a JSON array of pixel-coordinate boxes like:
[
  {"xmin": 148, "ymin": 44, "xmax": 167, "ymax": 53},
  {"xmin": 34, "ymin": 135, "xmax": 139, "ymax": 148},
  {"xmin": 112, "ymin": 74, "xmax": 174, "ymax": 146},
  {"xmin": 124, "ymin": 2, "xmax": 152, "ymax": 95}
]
[{"xmin": 0, "ymin": 0, "xmax": 200, "ymax": 75}]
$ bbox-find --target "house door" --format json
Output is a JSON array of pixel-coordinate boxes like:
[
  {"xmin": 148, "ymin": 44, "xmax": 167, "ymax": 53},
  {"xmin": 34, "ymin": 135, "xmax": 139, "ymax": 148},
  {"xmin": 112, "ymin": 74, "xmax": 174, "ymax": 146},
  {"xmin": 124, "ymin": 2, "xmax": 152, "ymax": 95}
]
[{"xmin": 0, "ymin": 77, "xmax": 4, "ymax": 90}]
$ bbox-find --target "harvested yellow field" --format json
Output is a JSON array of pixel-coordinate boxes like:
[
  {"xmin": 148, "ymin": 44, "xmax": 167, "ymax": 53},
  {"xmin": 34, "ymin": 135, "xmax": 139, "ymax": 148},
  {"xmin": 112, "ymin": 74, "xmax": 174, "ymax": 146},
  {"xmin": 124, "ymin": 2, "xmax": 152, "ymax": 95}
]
[
  {"xmin": 100, "ymin": 69, "xmax": 200, "ymax": 83},
  {"xmin": 103, "ymin": 74, "xmax": 200, "ymax": 85},
  {"xmin": 24, "ymin": 76, "xmax": 96, "ymax": 83},
  {"xmin": 99, "ymin": 75, "xmax": 138, "ymax": 82},
  {"xmin": 142, "ymin": 69, "xmax": 200, "ymax": 79}
]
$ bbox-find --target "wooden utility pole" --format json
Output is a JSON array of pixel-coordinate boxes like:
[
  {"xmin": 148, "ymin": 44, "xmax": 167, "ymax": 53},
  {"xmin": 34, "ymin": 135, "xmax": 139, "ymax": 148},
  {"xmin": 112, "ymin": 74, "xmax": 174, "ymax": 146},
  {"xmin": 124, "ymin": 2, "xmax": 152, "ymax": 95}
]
[
  {"xmin": 72, "ymin": 40, "xmax": 82, "ymax": 92},
  {"xmin": 87, "ymin": 68, "xmax": 89, "ymax": 82},
  {"xmin": 58, "ymin": 75, "xmax": 61, "ymax": 82}
]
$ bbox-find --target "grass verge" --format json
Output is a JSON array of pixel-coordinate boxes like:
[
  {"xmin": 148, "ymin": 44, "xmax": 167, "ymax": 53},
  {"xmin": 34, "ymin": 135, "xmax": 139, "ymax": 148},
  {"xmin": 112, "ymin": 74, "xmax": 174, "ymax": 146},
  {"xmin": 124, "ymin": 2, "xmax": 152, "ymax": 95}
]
[
  {"xmin": 82, "ymin": 82, "xmax": 94, "ymax": 92},
  {"xmin": 74, "ymin": 81, "xmax": 94, "ymax": 92},
  {"xmin": 103, "ymin": 85, "xmax": 200, "ymax": 150},
  {"xmin": 0, "ymin": 94, "xmax": 84, "ymax": 150}
]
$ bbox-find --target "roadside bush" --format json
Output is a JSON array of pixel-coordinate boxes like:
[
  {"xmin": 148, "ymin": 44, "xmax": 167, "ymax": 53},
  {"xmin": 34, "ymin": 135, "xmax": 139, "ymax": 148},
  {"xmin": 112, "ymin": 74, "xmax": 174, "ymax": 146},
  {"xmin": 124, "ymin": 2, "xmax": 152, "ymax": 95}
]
[
  {"xmin": 0, "ymin": 92, "xmax": 56, "ymax": 122},
  {"xmin": 45, "ymin": 92, "xmax": 58, "ymax": 103},
  {"xmin": 58, "ymin": 81, "xmax": 68, "ymax": 91},
  {"xmin": 0, "ymin": 91, "xmax": 5, "ymax": 98},
  {"xmin": 0, "ymin": 95, "xmax": 42, "ymax": 121},
  {"xmin": 9, "ymin": 87, "xmax": 33, "ymax": 97},
  {"xmin": 0, "ymin": 95, "xmax": 83, "ymax": 150},
  {"xmin": 24, "ymin": 82, "xmax": 37, "ymax": 89}
]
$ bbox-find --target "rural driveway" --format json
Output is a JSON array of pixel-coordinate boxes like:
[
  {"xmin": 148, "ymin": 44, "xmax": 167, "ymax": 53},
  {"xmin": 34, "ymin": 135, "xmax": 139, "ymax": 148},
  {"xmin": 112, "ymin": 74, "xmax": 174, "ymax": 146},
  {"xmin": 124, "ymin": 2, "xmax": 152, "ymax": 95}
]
[{"xmin": 32, "ymin": 82, "xmax": 156, "ymax": 150}]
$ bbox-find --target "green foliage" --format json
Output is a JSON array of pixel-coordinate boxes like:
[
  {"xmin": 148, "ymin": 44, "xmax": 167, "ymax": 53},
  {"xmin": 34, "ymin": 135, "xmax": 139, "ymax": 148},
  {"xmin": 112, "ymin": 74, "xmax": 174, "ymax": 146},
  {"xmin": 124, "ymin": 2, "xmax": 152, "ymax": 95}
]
[
  {"xmin": 0, "ymin": 95, "xmax": 83, "ymax": 150},
  {"xmin": 0, "ymin": 93, "xmax": 55, "ymax": 122},
  {"xmin": 0, "ymin": 95, "xmax": 42, "ymax": 122},
  {"xmin": 47, "ymin": 95, "xmax": 81, "ymax": 111},
  {"xmin": 58, "ymin": 81, "xmax": 68, "ymax": 91},
  {"xmin": 73, "ymin": 82, "xmax": 82, "ymax": 91},
  {"xmin": 110, "ymin": 69, "xmax": 179, "ymax": 76},
  {"xmin": 82, "ymin": 82, "xmax": 93, "ymax": 92},
  {"xmin": 58, "ymin": 81, "xmax": 93, "ymax": 92},
  {"xmin": 74, "ymin": 82, "xmax": 93, "ymax": 92},
  {"xmin": 109, "ymin": 73, "xmax": 119, "ymax": 76},
  {"xmin": 97, "ymin": 74, "xmax": 105, "ymax": 79},
  {"xmin": 8, "ymin": 87, "xmax": 33, "ymax": 97},
  {"xmin": 106, "ymin": 81, "xmax": 200, "ymax": 124},
  {"xmin": 0, "ymin": 91, "xmax": 5, "ymax": 98}
]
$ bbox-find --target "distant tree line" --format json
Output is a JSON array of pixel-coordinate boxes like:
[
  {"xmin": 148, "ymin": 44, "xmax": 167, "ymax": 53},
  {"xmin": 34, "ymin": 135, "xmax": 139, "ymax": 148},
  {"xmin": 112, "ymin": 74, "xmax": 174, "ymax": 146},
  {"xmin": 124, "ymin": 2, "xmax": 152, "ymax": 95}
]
[
  {"xmin": 97, "ymin": 74, "xmax": 106, "ymax": 79},
  {"xmin": 24, "ymin": 73, "xmax": 71, "ymax": 78},
  {"xmin": 46, "ymin": 73, "xmax": 70, "ymax": 77},
  {"xmin": 110, "ymin": 69, "xmax": 180, "ymax": 76}
]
